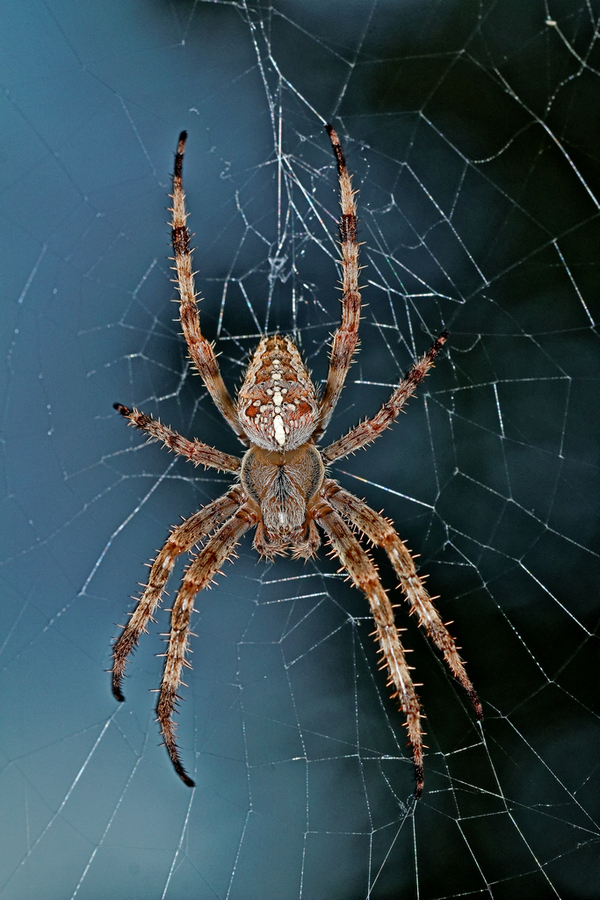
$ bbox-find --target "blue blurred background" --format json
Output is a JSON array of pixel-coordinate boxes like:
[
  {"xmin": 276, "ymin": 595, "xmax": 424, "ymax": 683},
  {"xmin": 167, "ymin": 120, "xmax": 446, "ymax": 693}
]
[{"xmin": 1, "ymin": 1, "xmax": 598, "ymax": 898}]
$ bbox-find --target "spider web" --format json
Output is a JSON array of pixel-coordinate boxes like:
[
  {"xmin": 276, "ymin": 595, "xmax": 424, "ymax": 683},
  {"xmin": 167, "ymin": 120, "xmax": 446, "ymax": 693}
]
[{"xmin": 1, "ymin": 1, "xmax": 598, "ymax": 897}]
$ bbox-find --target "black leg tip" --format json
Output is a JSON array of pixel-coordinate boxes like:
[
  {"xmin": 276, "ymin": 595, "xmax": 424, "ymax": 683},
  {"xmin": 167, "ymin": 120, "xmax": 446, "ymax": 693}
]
[
  {"xmin": 112, "ymin": 681, "xmax": 125, "ymax": 703},
  {"xmin": 414, "ymin": 764, "xmax": 424, "ymax": 799},
  {"xmin": 173, "ymin": 759, "xmax": 195, "ymax": 788}
]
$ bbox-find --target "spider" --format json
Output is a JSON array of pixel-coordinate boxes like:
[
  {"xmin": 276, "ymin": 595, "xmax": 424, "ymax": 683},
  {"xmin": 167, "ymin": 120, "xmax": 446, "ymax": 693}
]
[{"xmin": 111, "ymin": 126, "xmax": 482, "ymax": 797}]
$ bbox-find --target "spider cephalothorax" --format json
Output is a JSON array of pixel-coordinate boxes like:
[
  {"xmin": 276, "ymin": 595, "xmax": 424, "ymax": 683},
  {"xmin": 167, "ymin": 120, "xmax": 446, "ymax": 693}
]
[{"xmin": 111, "ymin": 127, "xmax": 482, "ymax": 796}]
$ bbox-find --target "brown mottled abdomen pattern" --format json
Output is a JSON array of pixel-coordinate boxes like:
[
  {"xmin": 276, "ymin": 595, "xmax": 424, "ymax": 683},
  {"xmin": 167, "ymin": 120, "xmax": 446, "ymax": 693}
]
[{"xmin": 237, "ymin": 335, "xmax": 319, "ymax": 451}]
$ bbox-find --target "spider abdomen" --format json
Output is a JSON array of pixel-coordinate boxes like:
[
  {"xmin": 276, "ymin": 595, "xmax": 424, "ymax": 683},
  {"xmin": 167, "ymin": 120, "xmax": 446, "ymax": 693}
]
[{"xmin": 237, "ymin": 335, "xmax": 319, "ymax": 451}]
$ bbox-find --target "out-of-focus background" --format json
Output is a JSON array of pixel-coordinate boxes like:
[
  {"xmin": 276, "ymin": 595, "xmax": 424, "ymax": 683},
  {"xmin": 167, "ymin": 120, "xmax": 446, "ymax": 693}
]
[{"xmin": 1, "ymin": 2, "xmax": 598, "ymax": 898}]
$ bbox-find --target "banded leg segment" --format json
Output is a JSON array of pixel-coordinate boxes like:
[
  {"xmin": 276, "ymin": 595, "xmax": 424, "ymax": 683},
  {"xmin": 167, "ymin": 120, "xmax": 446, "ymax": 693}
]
[
  {"xmin": 156, "ymin": 506, "xmax": 255, "ymax": 786},
  {"xmin": 324, "ymin": 332, "xmax": 448, "ymax": 463},
  {"xmin": 111, "ymin": 488, "xmax": 244, "ymax": 701},
  {"xmin": 317, "ymin": 125, "xmax": 362, "ymax": 437},
  {"xmin": 171, "ymin": 132, "xmax": 247, "ymax": 444},
  {"xmin": 325, "ymin": 483, "xmax": 482, "ymax": 718},
  {"xmin": 315, "ymin": 503, "xmax": 425, "ymax": 797},
  {"xmin": 113, "ymin": 403, "xmax": 241, "ymax": 473}
]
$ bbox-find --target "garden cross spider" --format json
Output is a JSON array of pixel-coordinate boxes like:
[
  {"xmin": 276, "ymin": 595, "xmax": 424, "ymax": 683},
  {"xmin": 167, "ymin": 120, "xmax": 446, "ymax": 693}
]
[{"xmin": 111, "ymin": 127, "xmax": 482, "ymax": 797}]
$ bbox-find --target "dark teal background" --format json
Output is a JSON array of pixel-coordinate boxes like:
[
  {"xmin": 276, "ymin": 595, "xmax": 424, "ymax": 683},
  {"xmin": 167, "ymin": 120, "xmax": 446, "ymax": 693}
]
[{"xmin": 1, "ymin": 2, "xmax": 598, "ymax": 898}]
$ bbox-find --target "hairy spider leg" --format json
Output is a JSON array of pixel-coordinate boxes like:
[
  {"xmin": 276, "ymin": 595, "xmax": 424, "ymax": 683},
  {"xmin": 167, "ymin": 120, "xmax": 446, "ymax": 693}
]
[
  {"xmin": 113, "ymin": 403, "xmax": 241, "ymax": 473},
  {"xmin": 155, "ymin": 507, "xmax": 255, "ymax": 786},
  {"xmin": 323, "ymin": 332, "xmax": 448, "ymax": 463},
  {"xmin": 317, "ymin": 126, "xmax": 362, "ymax": 437},
  {"xmin": 111, "ymin": 488, "xmax": 245, "ymax": 702},
  {"xmin": 171, "ymin": 132, "xmax": 248, "ymax": 445},
  {"xmin": 325, "ymin": 482, "xmax": 482, "ymax": 717},
  {"xmin": 315, "ymin": 502, "xmax": 426, "ymax": 796}
]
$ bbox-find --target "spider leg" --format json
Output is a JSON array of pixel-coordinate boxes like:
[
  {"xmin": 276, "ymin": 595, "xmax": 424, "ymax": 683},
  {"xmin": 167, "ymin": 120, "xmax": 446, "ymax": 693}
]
[
  {"xmin": 171, "ymin": 132, "xmax": 247, "ymax": 445},
  {"xmin": 156, "ymin": 505, "xmax": 255, "ymax": 787},
  {"xmin": 314, "ymin": 502, "xmax": 425, "ymax": 798},
  {"xmin": 323, "ymin": 332, "xmax": 448, "ymax": 464},
  {"xmin": 113, "ymin": 403, "xmax": 241, "ymax": 473},
  {"xmin": 324, "ymin": 482, "xmax": 482, "ymax": 718},
  {"xmin": 316, "ymin": 125, "xmax": 362, "ymax": 438},
  {"xmin": 111, "ymin": 487, "xmax": 245, "ymax": 702}
]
